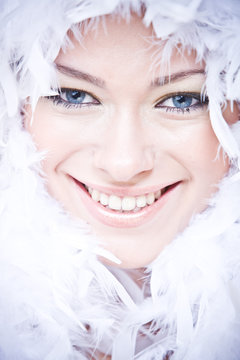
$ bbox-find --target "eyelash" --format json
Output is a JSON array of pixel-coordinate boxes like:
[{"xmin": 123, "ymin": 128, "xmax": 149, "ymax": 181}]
[
  {"xmin": 155, "ymin": 92, "xmax": 209, "ymax": 114},
  {"xmin": 46, "ymin": 89, "xmax": 208, "ymax": 114},
  {"xmin": 47, "ymin": 88, "xmax": 101, "ymax": 109}
]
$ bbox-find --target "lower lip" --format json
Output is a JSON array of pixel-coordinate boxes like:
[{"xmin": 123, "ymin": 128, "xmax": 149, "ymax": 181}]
[{"xmin": 72, "ymin": 178, "xmax": 180, "ymax": 228}]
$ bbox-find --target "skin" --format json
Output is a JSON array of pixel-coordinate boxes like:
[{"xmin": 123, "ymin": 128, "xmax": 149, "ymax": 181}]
[{"xmin": 24, "ymin": 15, "xmax": 238, "ymax": 269}]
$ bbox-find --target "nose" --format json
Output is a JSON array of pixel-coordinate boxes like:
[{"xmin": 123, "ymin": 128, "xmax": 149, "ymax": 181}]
[{"xmin": 93, "ymin": 110, "xmax": 154, "ymax": 183}]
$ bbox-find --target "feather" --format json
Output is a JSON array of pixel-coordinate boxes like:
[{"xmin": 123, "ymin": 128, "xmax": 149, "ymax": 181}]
[{"xmin": 0, "ymin": 1, "xmax": 240, "ymax": 359}]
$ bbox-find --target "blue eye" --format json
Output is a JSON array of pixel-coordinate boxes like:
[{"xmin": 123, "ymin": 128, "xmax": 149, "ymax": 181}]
[
  {"xmin": 47, "ymin": 88, "xmax": 100, "ymax": 108},
  {"xmin": 60, "ymin": 89, "xmax": 100, "ymax": 105},
  {"xmin": 155, "ymin": 93, "xmax": 208, "ymax": 113},
  {"xmin": 172, "ymin": 95, "xmax": 193, "ymax": 108},
  {"xmin": 64, "ymin": 90, "xmax": 87, "ymax": 104}
]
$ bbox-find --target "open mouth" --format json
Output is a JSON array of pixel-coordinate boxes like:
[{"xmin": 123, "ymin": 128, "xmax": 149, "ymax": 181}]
[
  {"xmin": 71, "ymin": 178, "xmax": 181, "ymax": 228},
  {"xmin": 76, "ymin": 180, "xmax": 180, "ymax": 213}
]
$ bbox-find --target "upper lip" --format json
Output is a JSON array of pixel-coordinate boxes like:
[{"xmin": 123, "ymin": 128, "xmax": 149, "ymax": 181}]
[{"xmin": 73, "ymin": 178, "xmax": 181, "ymax": 197}]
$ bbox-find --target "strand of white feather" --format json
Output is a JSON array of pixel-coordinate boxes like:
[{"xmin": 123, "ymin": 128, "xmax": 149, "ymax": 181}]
[
  {"xmin": 144, "ymin": 170, "xmax": 240, "ymax": 358},
  {"xmin": 0, "ymin": 96, "xmax": 239, "ymax": 360},
  {"xmin": 1, "ymin": 1, "xmax": 240, "ymax": 359},
  {"xmin": 0, "ymin": 125, "xmax": 239, "ymax": 358},
  {"xmin": 205, "ymin": 54, "xmax": 240, "ymax": 162},
  {"xmin": 0, "ymin": 63, "xmax": 18, "ymax": 117},
  {"xmin": 144, "ymin": 0, "xmax": 202, "ymax": 37}
]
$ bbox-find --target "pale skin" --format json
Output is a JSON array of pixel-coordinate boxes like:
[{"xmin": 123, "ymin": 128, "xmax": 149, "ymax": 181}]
[{"xmin": 25, "ymin": 15, "xmax": 238, "ymax": 269}]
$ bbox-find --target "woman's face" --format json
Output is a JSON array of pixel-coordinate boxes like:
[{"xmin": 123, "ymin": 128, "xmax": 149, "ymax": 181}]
[{"xmin": 25, "ymin": 16, "xmax": 238, "ymax": 268}]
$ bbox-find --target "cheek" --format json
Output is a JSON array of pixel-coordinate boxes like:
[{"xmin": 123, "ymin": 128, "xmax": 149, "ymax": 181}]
[
  {"xmin": 180, "ymin": 122, "xmax": 228, "ymax": 184},
  {"xmin": 188, "ymin": 103, "xmax": 239, "ymax": 176},
  {"xmin": 189, "ymin": 127, "xmax": 218, "ymax": 162},
  {"xmin": 24, "ymin": 104, "xmax": 69, "ymax": 174},
  {"xmin": 24, "ymin": 104, "xmax": 52, "ymax": 148},
  {"xmin": 160, "ymin": 118, "xmax": 229, "ymax": 186}
]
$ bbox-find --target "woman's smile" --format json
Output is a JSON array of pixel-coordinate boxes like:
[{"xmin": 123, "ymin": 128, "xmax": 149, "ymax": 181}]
[{"xmin": 70, "ymin": 176, "xmax": 182, "ymax": 228}]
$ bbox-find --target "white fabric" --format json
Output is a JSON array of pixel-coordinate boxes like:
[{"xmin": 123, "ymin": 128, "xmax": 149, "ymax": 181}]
[{"xmin": 0, "ymin": 0, "xmax": 240, "ymax": 359}]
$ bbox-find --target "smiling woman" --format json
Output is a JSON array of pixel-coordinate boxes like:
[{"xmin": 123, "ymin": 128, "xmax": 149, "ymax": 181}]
[
  {"xmin": 24, "ymin": 17, "xmax": 233, "ymax": 268},
  {"xmin": 1, "ymin": 1, "xmax": 240, "ymax": 360}
]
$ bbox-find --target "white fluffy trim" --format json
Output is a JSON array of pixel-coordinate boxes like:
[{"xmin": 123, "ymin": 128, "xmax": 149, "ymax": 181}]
[
  {"xmin": 0, "ymin": 1, "xmax": 240, "ymax": 359},
  {"xmin": 0, "ymin": 116, "xmax": 239, "ymax": 359}
]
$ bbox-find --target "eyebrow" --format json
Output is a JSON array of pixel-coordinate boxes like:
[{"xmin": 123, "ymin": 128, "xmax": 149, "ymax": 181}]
[
  {"xmin": 55, "ymin": 64, "xmax": 106, "ymax": 88},
  {"xmin": 56, "ymin": 64, "xmax": 205, "ymax": 88},
  {"xmin": 151, "ymin": 69, "xmax": 205, "ymax": 87}
]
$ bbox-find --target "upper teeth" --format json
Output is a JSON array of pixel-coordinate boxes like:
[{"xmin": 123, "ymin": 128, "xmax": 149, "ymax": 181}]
[{"xmin": 87, "ymin": 187, "xmax": 161, "ymax": 211}]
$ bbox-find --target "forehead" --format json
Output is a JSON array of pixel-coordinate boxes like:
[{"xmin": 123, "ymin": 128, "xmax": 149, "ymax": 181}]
[
  {"xmin": 56, "ymin": 15, "xmax": 201, "ymax": 81},
  {"xmin": 63, "ymin": 15, "xmax": 154, "ymax": 57}
]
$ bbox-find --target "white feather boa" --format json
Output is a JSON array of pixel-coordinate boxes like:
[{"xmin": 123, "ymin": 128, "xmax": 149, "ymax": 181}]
[
  {"xmin": 0, "ymin": 118, "xmax": 240, "ymax": 360},
  {"xmin": 1, "ymin": 0, "xmax": 240, "ymax": 359}
]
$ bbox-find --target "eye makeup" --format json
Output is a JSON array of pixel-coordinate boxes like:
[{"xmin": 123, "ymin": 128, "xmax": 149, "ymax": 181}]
[
  {"xmin": 155, "ymin": 92, "xmax": 209, "ymax": 114},
  {"xmin": 46, "ymin": 88, "xmax": 101, "ymax": 109}
]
